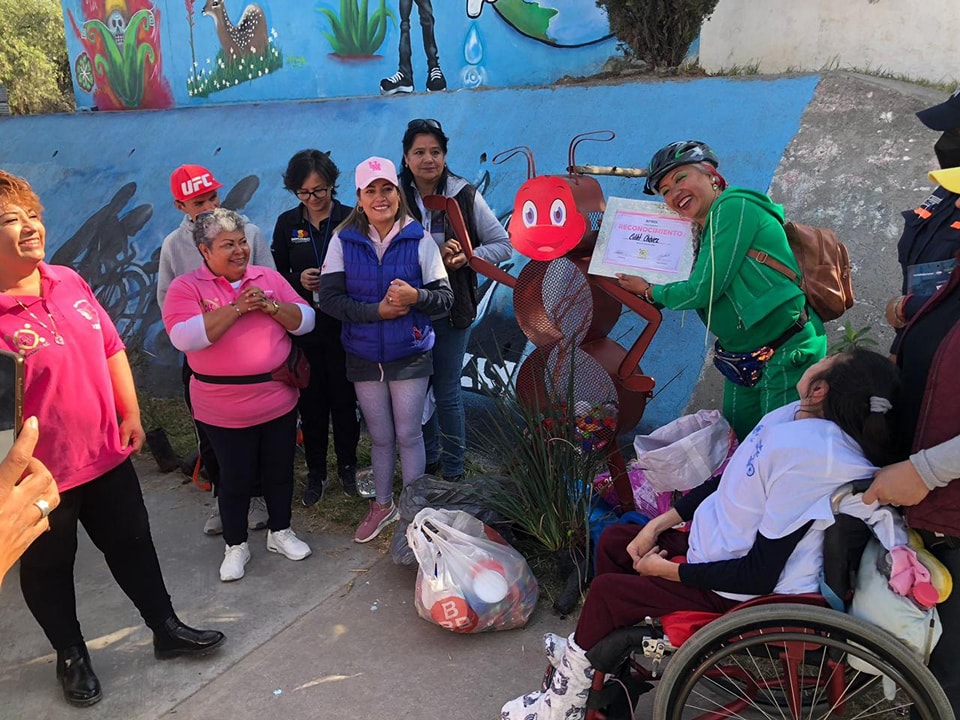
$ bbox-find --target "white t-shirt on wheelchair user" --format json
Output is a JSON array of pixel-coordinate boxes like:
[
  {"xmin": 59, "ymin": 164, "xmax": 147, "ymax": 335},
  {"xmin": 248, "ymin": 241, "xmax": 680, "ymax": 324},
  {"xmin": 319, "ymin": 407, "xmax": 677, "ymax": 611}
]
[{"xmin": 686, "ymin": 400, "xmax": 878, "ymax": 602}]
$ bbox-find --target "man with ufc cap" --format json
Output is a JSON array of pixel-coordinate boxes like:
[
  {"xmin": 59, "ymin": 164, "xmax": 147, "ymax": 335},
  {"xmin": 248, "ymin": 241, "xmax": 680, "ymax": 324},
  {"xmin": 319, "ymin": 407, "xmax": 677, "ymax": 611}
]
[
  {"xmin": 158, "ymin": 164, "xmax": 275, "ymax": 536},
  {"xmin": 884, "ymin": 90, "xmax": 960, "ymax": 351}
]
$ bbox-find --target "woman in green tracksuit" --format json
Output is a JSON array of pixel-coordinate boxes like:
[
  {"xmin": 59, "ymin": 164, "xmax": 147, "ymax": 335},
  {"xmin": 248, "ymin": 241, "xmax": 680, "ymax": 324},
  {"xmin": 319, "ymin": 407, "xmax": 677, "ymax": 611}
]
[{"xmin": 617, "ymin": 141, "xmax": 826, "ymax": 439}]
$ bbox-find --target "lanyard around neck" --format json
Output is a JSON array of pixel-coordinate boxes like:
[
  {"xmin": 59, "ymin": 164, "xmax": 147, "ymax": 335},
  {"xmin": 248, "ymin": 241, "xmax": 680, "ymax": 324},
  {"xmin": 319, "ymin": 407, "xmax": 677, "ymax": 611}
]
[{"xmin": 305, "ymin": 208, "xmax": 334, "ymax": 268}]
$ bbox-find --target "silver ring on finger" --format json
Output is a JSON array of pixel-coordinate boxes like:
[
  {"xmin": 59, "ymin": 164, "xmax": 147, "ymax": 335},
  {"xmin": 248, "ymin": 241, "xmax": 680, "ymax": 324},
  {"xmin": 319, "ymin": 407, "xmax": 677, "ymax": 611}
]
[{"xmin": 34, "ymin": 498, "xmax": 51, "ymax": 520}]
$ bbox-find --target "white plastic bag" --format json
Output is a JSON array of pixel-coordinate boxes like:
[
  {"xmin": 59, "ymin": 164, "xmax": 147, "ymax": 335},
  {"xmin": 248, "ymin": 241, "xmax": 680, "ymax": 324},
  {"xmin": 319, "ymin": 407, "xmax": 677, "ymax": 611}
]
[
  {"xmin": 633, "ymin": 409, "xmax": 733, "ymax": 492},
  {"xmin": 407, "ymin": 508, "xmax": 538, "ymax": 633},
  {"xmin": 848, "ymin": 538, "xmax": 942, "ymax": 697}
]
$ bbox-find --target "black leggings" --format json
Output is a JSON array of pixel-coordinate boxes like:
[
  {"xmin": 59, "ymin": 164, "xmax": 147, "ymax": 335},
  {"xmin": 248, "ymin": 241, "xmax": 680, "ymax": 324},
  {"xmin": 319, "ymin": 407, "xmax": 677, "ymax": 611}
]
[
  {"xmin": 297, "ymin": 339, "xmax": 359, "ymax": 477},
  {"xmin": 19, "ymin": 458, "xmax": 174, "ymax": 650},
  {"xmin": 197, "ymin": 409, "xmax": 298, "ymax": 547}
]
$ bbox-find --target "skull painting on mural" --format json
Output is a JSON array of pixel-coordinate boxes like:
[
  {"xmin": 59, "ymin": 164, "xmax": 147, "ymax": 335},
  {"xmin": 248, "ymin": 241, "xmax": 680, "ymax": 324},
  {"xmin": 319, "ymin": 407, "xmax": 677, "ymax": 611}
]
[{"xmin": 67, "ymin": 0, "xmax": 173, "ymax": 109}]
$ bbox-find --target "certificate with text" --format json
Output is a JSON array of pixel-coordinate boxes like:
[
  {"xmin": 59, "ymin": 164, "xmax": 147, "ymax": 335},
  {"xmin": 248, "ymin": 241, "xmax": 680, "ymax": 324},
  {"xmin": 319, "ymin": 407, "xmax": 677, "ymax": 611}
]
[{"xmin": 588, "ymin": 198, "xmax": 695, "ymax": 284}]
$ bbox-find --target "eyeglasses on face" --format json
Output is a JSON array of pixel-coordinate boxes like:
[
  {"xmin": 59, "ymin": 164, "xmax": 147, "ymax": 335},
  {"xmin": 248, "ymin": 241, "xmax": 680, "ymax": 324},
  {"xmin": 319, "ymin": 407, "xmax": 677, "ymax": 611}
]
[
  {"xmin": 295, "ymin": 187, "xmax": 331, "ymax": 200},
  {"xmin": 407, "ymin": 118, "xmax": 443, "ymax": 132}
]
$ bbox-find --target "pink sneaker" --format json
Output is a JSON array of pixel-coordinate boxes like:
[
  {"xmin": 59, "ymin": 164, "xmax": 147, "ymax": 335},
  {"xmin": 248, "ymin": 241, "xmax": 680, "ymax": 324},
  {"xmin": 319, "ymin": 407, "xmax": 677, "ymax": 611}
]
[{"xmin": 354, "ymin": 500, "xmax": 398, "ymax": 543}]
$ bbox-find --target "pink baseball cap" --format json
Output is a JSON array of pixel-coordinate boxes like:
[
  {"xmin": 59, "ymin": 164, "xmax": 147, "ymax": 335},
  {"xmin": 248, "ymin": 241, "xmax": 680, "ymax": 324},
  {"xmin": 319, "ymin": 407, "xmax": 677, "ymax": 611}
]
[
  {"xmin": 355, "ymin": 156, "xmax": 399, "ymax": 191},
  {"xmin": 170, "ymin": 164, "xmax": 223, "ymax": 202}
]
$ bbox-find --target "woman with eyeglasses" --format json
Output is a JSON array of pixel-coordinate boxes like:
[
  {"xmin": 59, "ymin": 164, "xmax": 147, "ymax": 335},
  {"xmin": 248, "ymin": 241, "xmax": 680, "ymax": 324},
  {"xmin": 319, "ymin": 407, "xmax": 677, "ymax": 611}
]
[
  {"xmin": 272, "ymin": 150, "xmax": 360, "ymax": 504},
  {"xmin": 318, "ymin": 157, "xmax": 453, "ymax": 543},
  {"xmin": 398, "ymin": 118, "xmax": 511, "ymax": 481}
]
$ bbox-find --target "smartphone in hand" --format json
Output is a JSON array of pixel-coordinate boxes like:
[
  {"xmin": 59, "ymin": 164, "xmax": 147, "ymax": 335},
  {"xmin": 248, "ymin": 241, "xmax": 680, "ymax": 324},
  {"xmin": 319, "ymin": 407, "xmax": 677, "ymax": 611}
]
[{"xmin": 0, "ymin": 349, "xmax": 25, "ymax": 458}]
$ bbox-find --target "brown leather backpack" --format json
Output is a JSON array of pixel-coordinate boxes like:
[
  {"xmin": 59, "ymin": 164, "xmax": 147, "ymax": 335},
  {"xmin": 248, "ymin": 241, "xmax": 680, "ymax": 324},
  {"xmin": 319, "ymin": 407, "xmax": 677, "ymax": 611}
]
[{"xmin": 747, "ymin": 221, "xmax": 854, "ymax": 321}]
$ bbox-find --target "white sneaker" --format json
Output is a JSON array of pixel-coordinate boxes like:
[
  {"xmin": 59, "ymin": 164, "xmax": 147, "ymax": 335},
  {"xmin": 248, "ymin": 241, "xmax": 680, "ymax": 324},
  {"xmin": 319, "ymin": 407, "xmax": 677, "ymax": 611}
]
[
  {"xmin": 247, "ymin": 496, "xmax": 268, "ymax": 530},
  {"xmin": 220, "ymin": 542, "xmax": 251, "ymax": 582},
  {"xmin": 203, "ymin": 504, "xmax": 223, "ymax": 536},
  {"xmin": 266, "ymin": 528, "xmax": 311, "ymax": 561}
]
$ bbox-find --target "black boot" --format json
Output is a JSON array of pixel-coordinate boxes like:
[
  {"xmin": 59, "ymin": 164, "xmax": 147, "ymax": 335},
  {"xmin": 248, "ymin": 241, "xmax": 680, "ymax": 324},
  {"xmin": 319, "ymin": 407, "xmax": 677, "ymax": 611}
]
[
  {"xmin": 152, "ymin": 614, "xmax": 225, "ymax": 659},
  {"xmin": 56, "ymin": 643, "xmax": 102, "ymax": 707}
]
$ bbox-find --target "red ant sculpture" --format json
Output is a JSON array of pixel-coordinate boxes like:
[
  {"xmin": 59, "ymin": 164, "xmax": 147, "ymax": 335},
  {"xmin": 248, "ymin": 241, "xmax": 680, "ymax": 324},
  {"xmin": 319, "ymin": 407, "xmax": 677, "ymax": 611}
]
[{"xmin": 424, "ymin": 130, "xmax": 662, "ymax": 512}]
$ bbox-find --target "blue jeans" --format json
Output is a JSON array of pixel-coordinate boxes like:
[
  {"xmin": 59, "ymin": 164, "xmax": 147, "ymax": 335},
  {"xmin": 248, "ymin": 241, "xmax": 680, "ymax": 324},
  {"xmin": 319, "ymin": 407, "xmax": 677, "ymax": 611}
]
[
  {"xmin": 423, "ymin": 322, "xmax": 469, "ymax": 477},
  {"xmin": 355, "ymin": 376, "xmax": 429, "ymax": 504}
]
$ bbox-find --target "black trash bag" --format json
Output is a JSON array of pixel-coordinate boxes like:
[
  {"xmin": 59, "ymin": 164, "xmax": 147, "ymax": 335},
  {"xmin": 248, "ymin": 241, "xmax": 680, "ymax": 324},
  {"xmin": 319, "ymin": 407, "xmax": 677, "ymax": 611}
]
[{"xmin": 391, "ymin": 475, "xmax": 514, "ymax": 566}]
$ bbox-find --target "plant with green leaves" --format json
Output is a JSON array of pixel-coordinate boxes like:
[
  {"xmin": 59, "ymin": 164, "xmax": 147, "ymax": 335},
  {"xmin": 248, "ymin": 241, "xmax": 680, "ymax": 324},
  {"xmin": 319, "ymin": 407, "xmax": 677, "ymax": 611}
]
[
  {"xmin": 595, "ymin": 0, "xmax": 720, "ymax": 68},
  {"xmin": 480, "ymin": 346, "xmax": 613, "ymax": 612},
  {"xmin": 828, "ymin": 322, "xmax": 878, "ymax": 355},
  {"xmin": 82, "ymin": 9, "xmax": 156, "ymax": 108},
  {"xmin": 318, "ymin": 0, "xmax": 395, "ymax": 57}
]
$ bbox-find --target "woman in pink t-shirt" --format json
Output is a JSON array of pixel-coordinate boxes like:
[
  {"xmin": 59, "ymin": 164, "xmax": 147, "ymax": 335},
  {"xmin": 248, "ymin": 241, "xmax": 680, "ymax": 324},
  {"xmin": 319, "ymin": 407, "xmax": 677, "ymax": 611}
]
[
  {"xmin": 163, "ymin": 208, "xmax": 316, "ymax": 584},
  {"xmin": 0, "ymin": 170, "xmax": 224, "ymax": 709}
]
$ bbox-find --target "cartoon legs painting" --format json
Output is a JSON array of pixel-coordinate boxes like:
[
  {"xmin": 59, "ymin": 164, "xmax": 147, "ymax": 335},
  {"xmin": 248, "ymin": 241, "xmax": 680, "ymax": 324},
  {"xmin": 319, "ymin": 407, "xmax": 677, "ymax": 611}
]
[{"xmin": 381, "ymin": 0, "xmax": 446, "ymax": 94}]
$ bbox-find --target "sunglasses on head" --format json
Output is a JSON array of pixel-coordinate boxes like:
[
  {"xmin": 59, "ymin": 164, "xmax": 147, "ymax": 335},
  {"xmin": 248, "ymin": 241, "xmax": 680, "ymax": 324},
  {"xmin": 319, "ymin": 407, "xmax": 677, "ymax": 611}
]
[{"xmin": 407, "ymin": 118, "xmax": 443, "ymax": 132}]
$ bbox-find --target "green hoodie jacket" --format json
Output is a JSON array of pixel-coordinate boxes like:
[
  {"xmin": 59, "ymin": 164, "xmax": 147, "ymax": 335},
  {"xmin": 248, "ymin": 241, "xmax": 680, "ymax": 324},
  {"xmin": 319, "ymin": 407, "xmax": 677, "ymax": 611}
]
[{"xmin": 651, "ymin": 187, "xmax": 806, "ymax": 352}]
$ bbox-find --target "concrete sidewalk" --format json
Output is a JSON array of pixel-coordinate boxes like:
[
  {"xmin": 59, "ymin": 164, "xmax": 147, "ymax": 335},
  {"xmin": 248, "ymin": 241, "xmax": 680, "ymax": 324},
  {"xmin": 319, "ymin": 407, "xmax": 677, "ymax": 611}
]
[{"xmin": 0, "ymin": 458, "xmax": 579, "ymax": 720}]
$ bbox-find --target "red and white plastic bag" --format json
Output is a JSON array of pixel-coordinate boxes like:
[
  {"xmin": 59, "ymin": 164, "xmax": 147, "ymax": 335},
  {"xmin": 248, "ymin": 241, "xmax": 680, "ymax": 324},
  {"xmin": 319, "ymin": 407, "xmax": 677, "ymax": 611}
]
[{"xmin": 407, "ymin": 508, "xmax": 539, "ymax": 633}]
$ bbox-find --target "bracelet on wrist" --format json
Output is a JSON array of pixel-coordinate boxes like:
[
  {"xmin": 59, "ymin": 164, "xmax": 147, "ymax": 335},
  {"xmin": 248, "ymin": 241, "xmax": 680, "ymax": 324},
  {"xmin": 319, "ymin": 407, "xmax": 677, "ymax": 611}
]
[
  {"xmin": 230, "ymin": 302, "xmax": 243, "ymax": 317},
  {"xmin": 270, "ymin": 300, "xmax": 281, "ymax": 316},
  {"xmin": 642, "ymin": 285, "xmax": 654, "ymax": 303}
]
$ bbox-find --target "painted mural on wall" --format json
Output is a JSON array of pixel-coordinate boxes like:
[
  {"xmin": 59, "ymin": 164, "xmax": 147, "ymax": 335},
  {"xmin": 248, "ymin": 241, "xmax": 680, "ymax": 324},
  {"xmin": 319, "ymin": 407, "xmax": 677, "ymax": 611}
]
[
  {"xmin": 49, "ymin": 184, "xmax": 157, "ymax": 350},
  {"xmin": 474, "ymin": 0, "xmax": 613, "ymax": 48},
  {"xmin": 0, "ymin": 76, "xmax": 821, "ymax": 425},
  {"xmin": 67, "ymin": 0, "xmax": 174, "ymax": 109},
  {"xmin": 186, "ymin": 0, "xmax": 283, "ymax": 98},
  {"xmin": 61, "ymin": 0, "xmax": 615, "ymax": 109}
]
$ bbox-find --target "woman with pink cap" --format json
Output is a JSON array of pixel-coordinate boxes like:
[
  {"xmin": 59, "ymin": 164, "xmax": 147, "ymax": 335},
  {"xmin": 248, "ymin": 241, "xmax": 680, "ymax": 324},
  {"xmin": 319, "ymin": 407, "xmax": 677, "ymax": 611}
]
[{"xmin": 318, "ymin": 157, "xmax": 453, "ymax": 543}]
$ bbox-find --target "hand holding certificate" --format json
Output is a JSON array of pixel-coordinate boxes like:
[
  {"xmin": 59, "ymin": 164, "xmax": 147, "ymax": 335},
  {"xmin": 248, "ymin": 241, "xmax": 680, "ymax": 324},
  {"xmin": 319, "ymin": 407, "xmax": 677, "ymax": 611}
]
[{"xmin": 587, "ymin": 198, "xmax": 696, "ymax": 285}]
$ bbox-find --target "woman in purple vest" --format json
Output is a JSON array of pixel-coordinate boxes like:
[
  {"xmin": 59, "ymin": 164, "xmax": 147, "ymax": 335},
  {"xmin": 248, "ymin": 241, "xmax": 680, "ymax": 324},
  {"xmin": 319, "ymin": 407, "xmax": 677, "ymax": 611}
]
[{"xmin": 318, "ymin": 157, "xmax": 453, "ymax": 543}]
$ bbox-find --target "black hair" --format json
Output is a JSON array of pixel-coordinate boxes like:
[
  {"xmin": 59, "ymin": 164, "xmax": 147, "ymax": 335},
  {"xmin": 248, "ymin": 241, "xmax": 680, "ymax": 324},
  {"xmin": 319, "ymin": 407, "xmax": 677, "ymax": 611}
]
[
  {"xmin": 401, "ymin": 121, "xmax": 449, "ymax": 164},
  {"xmin": 810, "ymin": 348, "xmax": 902, "ymax": 467},
  {"xmin": 282, "ymin": 149, "xmax": 340, "ymax": 197}
]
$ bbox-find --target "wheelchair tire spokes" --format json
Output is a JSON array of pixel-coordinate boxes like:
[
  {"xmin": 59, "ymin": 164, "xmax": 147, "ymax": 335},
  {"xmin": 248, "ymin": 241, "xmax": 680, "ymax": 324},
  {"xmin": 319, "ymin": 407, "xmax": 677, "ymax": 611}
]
[{"xmin": 650, "ymin": 604, "xmax": 953, "ymax": 720}]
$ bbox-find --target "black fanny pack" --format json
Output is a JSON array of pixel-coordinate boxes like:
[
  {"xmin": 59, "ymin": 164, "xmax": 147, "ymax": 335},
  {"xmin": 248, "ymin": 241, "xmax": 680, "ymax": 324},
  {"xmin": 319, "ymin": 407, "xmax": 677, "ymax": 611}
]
[{"xmin": 712, "ymin": 312, "xmax": 808, "ymax": 388}]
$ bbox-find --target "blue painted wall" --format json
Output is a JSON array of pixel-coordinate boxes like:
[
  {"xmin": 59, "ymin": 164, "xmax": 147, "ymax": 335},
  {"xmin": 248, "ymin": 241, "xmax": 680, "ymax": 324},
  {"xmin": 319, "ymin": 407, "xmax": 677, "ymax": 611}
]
[
  {"xmin": 61, "ymin": 0, "xmax": 615, "ymax": 110},
  {"xmin": 0, "ymin": 75, "xmax": 819, "ymax": 431}
]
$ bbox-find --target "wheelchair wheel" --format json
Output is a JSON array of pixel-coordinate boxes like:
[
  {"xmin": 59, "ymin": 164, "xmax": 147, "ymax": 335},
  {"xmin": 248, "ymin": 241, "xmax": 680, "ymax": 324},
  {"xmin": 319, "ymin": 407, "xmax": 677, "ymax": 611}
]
[{"xmin": 652, "ymin": 603, "xmax": 953, "ymax": 720}]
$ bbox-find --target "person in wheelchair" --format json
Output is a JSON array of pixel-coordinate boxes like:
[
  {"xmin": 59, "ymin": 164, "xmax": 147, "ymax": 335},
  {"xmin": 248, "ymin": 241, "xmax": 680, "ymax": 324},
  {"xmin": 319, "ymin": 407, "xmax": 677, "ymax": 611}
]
[{"xmin": 502, "ymin": 348, "xmax": 901, "ymax": 720}]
